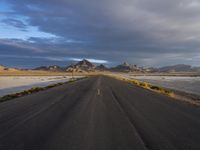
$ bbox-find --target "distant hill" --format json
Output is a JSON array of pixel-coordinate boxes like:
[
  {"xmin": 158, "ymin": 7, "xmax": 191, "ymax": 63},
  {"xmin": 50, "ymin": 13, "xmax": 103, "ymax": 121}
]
[
  {"xmin": 158, "ymin": 64, "xmax": 200, "ymax": 72},
  {"xmin": 192, "ymin": 67, "xmax": 200, "ymax": 72},
  {"xmin": 34, "ymin": 66, "xmax": 48, "ymax": 71},
  {"xmin": 2, "ymin": 61, "xmax": 200, "ymax": 73},
  {"xmin": 96, "ymin": 64, "xmax": 108, "ymax": 71},
  {"xmin": 111, "ymin": 62, "xmax": 143, "ymax": 72},
  {"xmin": 0, "ymin": 65, "xmax": 19, "ymax": 72},
  {"xmin": 145, "ymin": 67, "xmax": 159, "ymax": 73},
  {"xmin": 0, "ymin": 65, "xmax": 5, "ymax": 71},
  {"xmin": 34, "ymin": 65, "xmax": 65, "ymax": 72},
  {"xmin": 66, "ymin": 59, "xmax": 96, "ymax": 72}
]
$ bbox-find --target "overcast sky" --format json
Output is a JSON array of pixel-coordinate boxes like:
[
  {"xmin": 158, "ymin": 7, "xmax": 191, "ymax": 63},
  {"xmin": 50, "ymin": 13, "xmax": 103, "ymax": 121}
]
[{"xmin": 1, "ymin": 0, "xmax": 200, "ymax": 68}]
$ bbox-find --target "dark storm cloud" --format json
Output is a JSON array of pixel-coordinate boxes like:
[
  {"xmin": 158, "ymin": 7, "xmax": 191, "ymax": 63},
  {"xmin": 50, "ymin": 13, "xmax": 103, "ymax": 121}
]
[
  {"xmin": 1, "ymin": 0, "xmax": 200, "ymax": 66},
  {"xmin": 2, "ymin": 18, "xmax": 27, "ymax": 30}
]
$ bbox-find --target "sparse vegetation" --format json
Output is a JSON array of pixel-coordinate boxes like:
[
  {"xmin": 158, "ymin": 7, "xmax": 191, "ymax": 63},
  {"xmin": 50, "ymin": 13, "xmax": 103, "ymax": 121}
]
[
  {"xmin": 130, "ymin": 79, "xmax": 174, "ymax": 96},
  {"xmin": 0, "ymin": 77, "xmax": 87, "ymax": 102},
  {"xmin": 110, "ymin": 74, "xmax": 174, "ymax": 97},
  {"xmin": 0, "ymin": 85, "xmax": 57, "ymax": 102},
  {"xmin": 108, "ymin": 74, "xmax": 200, "ymax": 106}
]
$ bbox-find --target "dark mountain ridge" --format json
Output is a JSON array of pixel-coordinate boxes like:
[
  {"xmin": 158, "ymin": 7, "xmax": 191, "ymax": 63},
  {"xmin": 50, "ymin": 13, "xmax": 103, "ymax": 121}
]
[
  {"xmin": 158, "ymin": 64, "xmax": 200, "ymax": 72},
  {"xmin": 3, "ymin": 60, "xmax": 200, "ymax": 73}
]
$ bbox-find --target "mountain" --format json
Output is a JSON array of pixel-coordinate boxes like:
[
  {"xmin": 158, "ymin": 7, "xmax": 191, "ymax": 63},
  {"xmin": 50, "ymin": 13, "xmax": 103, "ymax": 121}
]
[
  {"xmin": 158, "ymin": 64, "xmax": 195, "ymax": 72},
  {"xmin": 192, "ymin": 67, "xmax": 200, "ymax": 72},
  {"xmin": 96, "ymin": 64, "xmax": 108, "ymax": 71},
  {"xmin": 111, "ymin": 62, "xmax": 142, "ymax": 72},
  {"xmin": 34, "ymin": 65, "xmax": 65, "ymax": 72},
  {"xmin": 3, "ymin": 61, "xmax": 200, "ymax": 73},
  {"xmin": 66, "ymin": 59, "xmax": 96, "ymax": 72},
  {"xmin": 48, "ymin": 65, "xmax": 65, "ymax": 72},
  {"xmin": 34, "ymin": 66, "xmax": 48, "ymax": 71},
  {"xmin": 145, "ymin": 67, "xmax": 159, "ymax": 73},
  {"xmin": 74, "ymin": 59, "xmax": 95, "ymax": 69},
  {"xmin": 0, "ymin": 65, "xmax": 5, "ymax": 71},
  {"xmin": 0, "ymin": 65, "xmax": 19, "ymax": 72},
  {"xmin": 34, "ymin": 59, "xmax": 96, "ymax": 72}
]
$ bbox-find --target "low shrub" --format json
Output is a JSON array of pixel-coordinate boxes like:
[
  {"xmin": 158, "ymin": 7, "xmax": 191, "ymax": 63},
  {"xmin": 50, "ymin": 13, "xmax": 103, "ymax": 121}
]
[
  {"xmin": 129, "ymin": 79, "xmax": 174, "ymax": 97},
  {"xmin": 0, "ymin": 77, "xmax": 87, "ymax": 102},
  {"xmin": 150, "ymin": 85, "xmax": 161, "ymax": 90}
]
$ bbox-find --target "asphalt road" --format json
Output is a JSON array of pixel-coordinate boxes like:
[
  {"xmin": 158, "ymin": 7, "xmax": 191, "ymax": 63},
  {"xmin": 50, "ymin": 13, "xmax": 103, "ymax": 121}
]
[{"xmin": 0, "ymin": 76, "xmax": 200, "ymax": 150}]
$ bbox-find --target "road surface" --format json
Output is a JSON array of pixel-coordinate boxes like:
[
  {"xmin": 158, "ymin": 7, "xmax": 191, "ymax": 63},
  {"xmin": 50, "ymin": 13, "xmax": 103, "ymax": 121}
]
[{"xmin": 0, "ymin": 76, "xmax": 200, "ymax": 150}]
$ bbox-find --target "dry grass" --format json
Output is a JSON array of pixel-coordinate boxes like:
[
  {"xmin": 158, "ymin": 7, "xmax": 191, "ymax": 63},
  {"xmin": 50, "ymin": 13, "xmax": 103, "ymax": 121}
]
[
  {"xmin": 108, "ymin": 74, "xmax": 200, "ymax": 107},
  {"xmin": 129, "ymin": 79, "xmax": 174, "ymax": 96},
  {"xmin": 108, "ymin": 74, "xmax": 174, "ymax": 97},
  {"xmin": 0, "ymin": 70, "xmax": 115, "ymax": 76},
  {"xmin": 0, "ymin": 70, "xmax": 60, "ymax": 76},
  {"xmin": 0, "ymin": 77, "xmax": 86, "ymax": 102},
  {"xmin": 0, "ymin": 70, "xmax": 94, "ymax": 76}
]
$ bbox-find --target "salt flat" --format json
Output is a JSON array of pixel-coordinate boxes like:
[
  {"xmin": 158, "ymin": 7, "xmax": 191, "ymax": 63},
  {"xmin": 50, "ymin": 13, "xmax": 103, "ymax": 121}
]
[
  {"xmin": 0, "ymin": 76, "xmax": 83, "ymax": 97},
  {"xmin": 127, "ymin": 75, "xmax": 200, "ymax": 96}
]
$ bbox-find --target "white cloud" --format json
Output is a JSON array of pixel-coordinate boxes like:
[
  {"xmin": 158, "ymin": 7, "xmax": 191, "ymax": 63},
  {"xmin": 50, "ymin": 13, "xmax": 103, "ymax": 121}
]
[{"xmin": 71, "ymin": 58, "xmax": 108, "ymax": 64}]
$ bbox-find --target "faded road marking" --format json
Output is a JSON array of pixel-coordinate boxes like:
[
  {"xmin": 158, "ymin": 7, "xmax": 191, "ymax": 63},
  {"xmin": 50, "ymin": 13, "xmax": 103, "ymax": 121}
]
[{"xmin": 97, "ymin": 89, "xmax": 101, "ymax": 95}]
